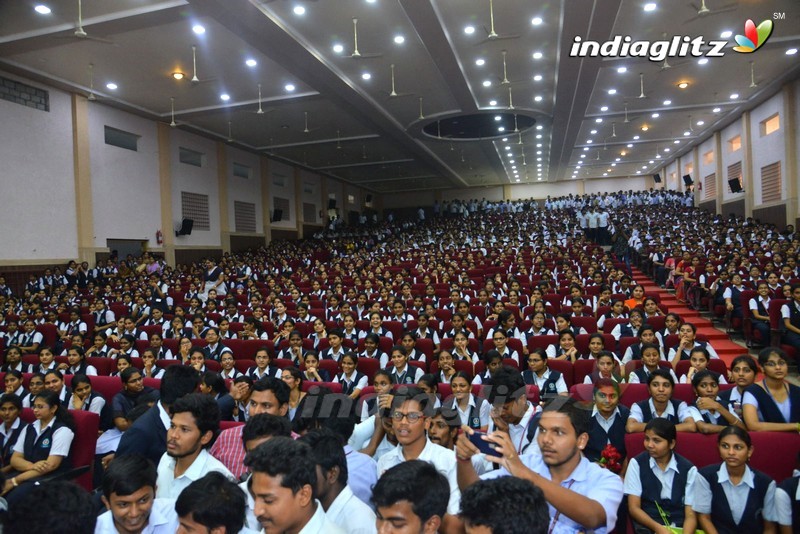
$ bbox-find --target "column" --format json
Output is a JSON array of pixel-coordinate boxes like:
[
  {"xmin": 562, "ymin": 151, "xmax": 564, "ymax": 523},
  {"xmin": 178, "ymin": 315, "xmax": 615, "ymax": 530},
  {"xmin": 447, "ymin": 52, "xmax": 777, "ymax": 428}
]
[{"xmin": 156, "ymin": 122, "xmax": 176, "ymax": 265}]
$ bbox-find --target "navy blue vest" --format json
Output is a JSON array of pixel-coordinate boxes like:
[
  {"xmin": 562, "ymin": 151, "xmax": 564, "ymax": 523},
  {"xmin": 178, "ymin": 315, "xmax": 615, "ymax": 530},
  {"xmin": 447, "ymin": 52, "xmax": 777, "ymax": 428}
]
[
  {"xmin": 637, "ymin": 398, "xmax": 683, "ymax": 424},
  {"xmin": 522, "ymin": 369, "xmax": 562, "ymax": 398},
  {"xmin": 448, "ymin": 397, "xmax": 486, "ymax": 430},
  {"xmin": 698, "ymin": 464, "xmax": 772, "ymax": 533},
  {"xmin": 618, "ymin": 324, "xmax": 634, "ymax": 338},
  {"xmin": 788, "ymin": 302, "xmax": 800, "ymax": 331},
  {"xmin": 778, "ymin": 476, "xmax": 800, "ymax": 531},
  {"xmin": 675, "ymin": 341, "xmax": 708, "ymax": 361},
  {"xmin": 22, "ymin": 419, "xmax": 71, "ymax": 470},
  {"xmin": 636, "ymin": 452, "xmax": 694, "ymax": 527},
  {"xmin": 633, "ymin": 367, "xmax": 651, "ymax": 383},
  {"xmin": 586, "ymin": 405, "xmax": 629, "ymax": 462},
  {"xmin": 628, "ymin": 344, "xmax": 643, "ymax": 361},
  {"xmin": 338, "ymin": 372, "xmax": 365, "ymax": 396},
  {"xmin": 744, "ymin": 382, "xmax": 800, "ymax": 423},
  {"xmin": 0, "ymin": 423, "xmax": 23, "ymax": 467}
]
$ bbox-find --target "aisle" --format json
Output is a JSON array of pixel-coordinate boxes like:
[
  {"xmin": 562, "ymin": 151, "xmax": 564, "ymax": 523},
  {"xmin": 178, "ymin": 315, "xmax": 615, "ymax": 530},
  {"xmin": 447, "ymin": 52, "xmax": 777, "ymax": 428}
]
[{"xmin": 631, "ymin": 268, "xmax": 747, "ymax": 366}]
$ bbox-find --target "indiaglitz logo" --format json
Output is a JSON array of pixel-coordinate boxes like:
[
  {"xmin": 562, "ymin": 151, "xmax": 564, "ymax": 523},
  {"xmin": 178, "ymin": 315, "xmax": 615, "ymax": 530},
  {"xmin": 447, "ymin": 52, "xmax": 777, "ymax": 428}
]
[{"xmin": 733, "ymin": 19, "xmax": 774, "ymax": 53}]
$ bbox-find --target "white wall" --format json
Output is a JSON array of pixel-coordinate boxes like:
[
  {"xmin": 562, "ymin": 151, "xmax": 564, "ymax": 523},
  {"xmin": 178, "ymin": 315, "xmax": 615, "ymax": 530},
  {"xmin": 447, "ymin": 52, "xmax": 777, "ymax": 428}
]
[
  {"xmin": 227, "ymin": 146, "xmax": 263, "ymax": 234},
  {"xmin": 697, "ymin": 137, "xmax": 716, "ymax": 202},
  {"xmin": 441, "ymin": 186, "xmax": 504, "ymax": 202},
  {"xmin": 89, "ymin": 103, "xmax": 160, "ymax": 246},
  {"xmin": 268, "ymin": 160, "xmax": 296, "ymax": 229},
  {"xmin": 584, "ymin": 176, "xmax": 647, "ymax": 195},
  {"xmin": 0, "ymin": 73, "xmax": 78, "ymax": 261},
  {"xmin": 299, "ymin": 171, "xmax": 322, "ymax": 225},
  {"xmin": 749, "ymin": 91, "xmax": 785, "ymax": 206},
  {"xmin": 170, "ymin": 130, "xmax": 221, "ymax": 247}
]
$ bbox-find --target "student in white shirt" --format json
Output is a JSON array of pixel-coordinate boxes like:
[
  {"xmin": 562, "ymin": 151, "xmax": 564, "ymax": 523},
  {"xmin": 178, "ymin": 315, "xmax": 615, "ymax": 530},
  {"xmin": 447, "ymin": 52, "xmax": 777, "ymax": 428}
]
[{"xmin": 175, "ymin": 471, "xmax": 259, "ymax": 534}]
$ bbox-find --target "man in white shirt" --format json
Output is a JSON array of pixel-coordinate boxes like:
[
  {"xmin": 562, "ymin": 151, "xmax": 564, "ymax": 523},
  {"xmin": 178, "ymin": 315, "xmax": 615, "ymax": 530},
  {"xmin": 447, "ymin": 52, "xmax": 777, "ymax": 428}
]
[
  {"xmin": 300, "ymin": 429, "xmax": 376, "ymax": 534},
  {"xmin": 156, "ymin": 393, "xmax": 233, "ymax": 499},
  {"xmin": 376, "ymin": 387, "xmax": 461, "ymax": 515},
  {"xmin": 96, "ymin": 454, "xmax": 180, "ymax": 534},
  {"xmin": 175, "ymin": 472, "xmax": 260, "ymax": 534},
  {"xmin": 246, "ymin": 436, "xmax": 344, "ymax": 534}
]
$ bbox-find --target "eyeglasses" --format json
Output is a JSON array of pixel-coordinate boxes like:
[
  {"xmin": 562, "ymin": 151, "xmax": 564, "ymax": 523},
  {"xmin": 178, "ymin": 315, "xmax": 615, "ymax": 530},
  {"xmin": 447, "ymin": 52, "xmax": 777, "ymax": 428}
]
[
  {"xmin": 391, "ymin": 411, "xmax": 424, "ymax": 423},
  {"xmin": 763, "ymin": 360, "xmax": 788, "ymax": 368},
  {"xmin": 493, "ymin": 336, "xmax": 506, "ymax": 341}
]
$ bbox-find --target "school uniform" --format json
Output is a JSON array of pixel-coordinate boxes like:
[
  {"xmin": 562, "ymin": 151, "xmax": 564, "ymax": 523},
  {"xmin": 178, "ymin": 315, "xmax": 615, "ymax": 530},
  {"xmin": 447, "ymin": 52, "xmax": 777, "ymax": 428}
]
[
  {"xmin": 629, "ymin": 397, "xmax": 693, "ymax": 425},
  {"xmin": 65, "ymin": 362, "xmax": 98, "ymax": 376},
  {"xmin": 0, "ymin": 418, "xmax": 23, "ymax": 467},
  {"xmin": 334, "ymin": 371, "xmax": 368, "ymax": 396},
  {"xmin": 142, "ymin": 366, "xmax": 166, "ymax": 379},
  {"xmin": 319, "ymin": 346, "xmax": 346, "ymax": 362},
  {"xmin": 203, "ymin": 342, "xmax": 233, "ymax": 362},
  {"xmin": 742, "ymin": 381, "xmax": 800, "ymax": 423},
  {"xmin": 219, "ymin": 368, "xmax": 243, "ymax": 380},
  {"xmin": 586, "ymin": 405, "xmax": 630, "ymax": 463},
  {"xmin": 389, "ymin": 364, "xmax": 424, "ymax": 385},
  {"xmin": 667, "ymin": 341, "xmax": 720, "ymax": 362},
  {"xmin": 359, "ymin": 349, "xmax": 389, "ymax": 368},
  {"xmin": 522, "ymin": 368, "xmax": 567, "ymax": 398},
  {"xmin": 624, "ymin": 452, "xmax": 697, "ymax": 529},
  {"xmin": 445, "ymin": 394, "xmax": 490, "ymax": 429},
  {"xmin": 693, "ymin": 463, "xmax": 777, "ymax": 532},
  {"xmin": 775, "ymin": 473, "xmax": 800, "ymax": 530},
  {"xmin": 627, "ymin": 366, "xmax": 679, "ymax": 384},
  {"xmin": 246, "ymin": 365, "xmax": 281, "ymax": 381}
]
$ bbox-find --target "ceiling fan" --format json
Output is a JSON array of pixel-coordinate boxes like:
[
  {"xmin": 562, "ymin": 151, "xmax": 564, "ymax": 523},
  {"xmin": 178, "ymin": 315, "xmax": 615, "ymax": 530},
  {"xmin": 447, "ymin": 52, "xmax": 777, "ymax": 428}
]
[
  {"xmin": 55, "ymin": 0, "xmax": 115, "ymax": 44},
  {"xmin": 386, "ymin": 64, "xmax": 414, "ymax": 98},
  {"xmin": 684, "ymin": 0, "xmax": 738, "ymax": 24},
  {"xmin": 303, "ymin": 112, "xmax": 322, "ymax": 133},
  {"xmin": 245, "ymin": 84, "xmax": 276, "ymax": 115},
  {"xmin": 169, "ymin": 97, "xmax": 177, "ymax": 127},
  {"xmin": 497, "ymin": 50, "xmax": 524, "ymax": 85},
  {"xmin": 349, "ymin": 18, "xmax": 382, "ymax": 59},
  {"xmin": 475, "ymin": 0, "xmax": 520, "ymax": 45},
  {"xmin": 86, "ymin": 63, "xmax": 97, "ymax": 101},
  {"xmin": 189, "ymin": 45, "xmax": 217, "ymax": 86}
]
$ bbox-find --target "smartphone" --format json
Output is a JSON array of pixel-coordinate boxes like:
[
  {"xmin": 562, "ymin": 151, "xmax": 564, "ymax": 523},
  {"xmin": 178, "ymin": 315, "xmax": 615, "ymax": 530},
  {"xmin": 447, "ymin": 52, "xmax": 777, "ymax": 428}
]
[{"xmin": 468, "ymin": 431, "xmax": 496, "ymax": 456}]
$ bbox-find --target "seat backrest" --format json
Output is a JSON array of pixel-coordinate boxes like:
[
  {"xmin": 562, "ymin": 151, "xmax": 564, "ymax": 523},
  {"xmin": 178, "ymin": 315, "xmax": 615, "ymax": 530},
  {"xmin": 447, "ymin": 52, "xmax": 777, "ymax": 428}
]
[
  {"xmin": 569, "ymin": 383, "xmax": 595, "ymax": 402},
  {"xmin": 301, "ymin": 381, "xmax": 343, "ymax": 394},
  {"xmin": 547, "ymin": 359, "xmax": 574, "ymax": 387},
  {"xmin": 356, "ymin": 358, "xmax": 380, "ymax": 381},
  {"xmin": 619, "ymin": 383, "xmax": 650, "ymax": 407},
  {"xmin": 572, "ymin": 359, "xmax": 598, "ymax": 385}
]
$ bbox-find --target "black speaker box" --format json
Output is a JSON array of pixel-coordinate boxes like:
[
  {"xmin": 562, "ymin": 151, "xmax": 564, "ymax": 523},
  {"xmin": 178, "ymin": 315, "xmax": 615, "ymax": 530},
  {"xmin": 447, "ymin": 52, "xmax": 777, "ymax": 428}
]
[
  {"xmin": 729, "ymin": 178, "xmax": 743, "ymax": 193},
  {"xmin": 653, "ymin": 173, "xmax": 661, "ymax": 183},
  {"xmin": 328, "ymin": 198, "xmax": 337, "ymax": 209},
  {"xmin": 272, "ymin": 209, "xmax": 283, "ymax": 222},
  {"xmin": 683, "ymin": 174, "xmax": 693, "ymax": 185},
  {"xmin": 175, "ymin": 218, "xmax": 194, "ymax": 237}
]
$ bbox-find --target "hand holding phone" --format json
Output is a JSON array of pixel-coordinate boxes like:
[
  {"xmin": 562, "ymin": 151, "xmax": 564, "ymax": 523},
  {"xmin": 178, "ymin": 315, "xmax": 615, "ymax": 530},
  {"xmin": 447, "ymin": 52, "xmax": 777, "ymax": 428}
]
[{"xmin": 468, "ymin": 431, "xmax": 496, "ymax": 456}]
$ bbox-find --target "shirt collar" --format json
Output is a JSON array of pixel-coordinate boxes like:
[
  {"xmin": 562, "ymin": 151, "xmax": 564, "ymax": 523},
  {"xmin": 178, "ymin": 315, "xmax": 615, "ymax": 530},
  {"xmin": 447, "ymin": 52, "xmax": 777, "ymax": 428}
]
[
  {"xmin": 298, "ymin": 501, "xmax": 327, "ymax": 534},
  {"xmin": 717, "ymin": 463, "xmax": 755, "ymax": 489},
  {"xmin": 649, "ymin": 454, "xmax": 680, "ymax": 474},
  {"xmin": 157, "ymin": 401, "xmax": 171, "ymax": 430},
  {"xmin": 591, "ymin": 405, "xmax": 621, "ymax": 420},
  {"xmin": 649, "ymin": 398, "xmax": 676, "ymax": 416},
  {"xmin": 326, "ymin": 485, "xmax": 355, "ymax": 519}
]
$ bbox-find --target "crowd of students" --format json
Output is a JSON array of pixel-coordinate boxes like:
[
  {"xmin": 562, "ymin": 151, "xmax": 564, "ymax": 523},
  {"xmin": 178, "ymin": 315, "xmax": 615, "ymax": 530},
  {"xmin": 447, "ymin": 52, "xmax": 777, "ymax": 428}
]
[{"xmin": 0, "ymin": 188, "xmax": 799, "ymax": 532}]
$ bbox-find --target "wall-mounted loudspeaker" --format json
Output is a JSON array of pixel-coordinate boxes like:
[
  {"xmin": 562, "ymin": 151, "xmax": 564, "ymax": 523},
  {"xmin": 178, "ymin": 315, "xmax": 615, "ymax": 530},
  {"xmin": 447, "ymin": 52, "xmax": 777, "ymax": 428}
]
[
  {"xmin": 272, "ymin": 209, "xmax": 283, "ymax": 222},
  {"xmin": 175, "ymin": 218, "xmax": 194, "ymax": 237},
  {"xmin": 328, "ymin": 198, "xmax": 337, "ymax": 209},
  {"xmin": 365, "ymin": 194, "xmax": 373, "ymax": 203},
  {"xmin": 682, "ymin": 174, "xmax": 693, "ymax": 185},
  {"xmin": 728, "ymin": 178, "xmax": 743, "ymax": 193},
  {"xmin": 653, "ymin": 173, "xmax": 661, "ymax": 183}
]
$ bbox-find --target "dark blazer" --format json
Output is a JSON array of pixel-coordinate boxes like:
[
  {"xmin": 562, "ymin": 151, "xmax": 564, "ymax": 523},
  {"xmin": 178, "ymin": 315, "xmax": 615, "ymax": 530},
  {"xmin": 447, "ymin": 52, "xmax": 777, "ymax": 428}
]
[
  {"xmin": 216, "ymin": 393, "xmax": 235, "ymax": 421},
  {"xmin": 115, "ymin": 403, "xmax": 168, "ymax": 465}
]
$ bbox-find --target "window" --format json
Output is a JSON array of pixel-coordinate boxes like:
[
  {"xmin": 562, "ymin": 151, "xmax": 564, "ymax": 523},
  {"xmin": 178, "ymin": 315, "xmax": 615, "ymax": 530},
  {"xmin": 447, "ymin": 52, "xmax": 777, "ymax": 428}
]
[
  {"xmin": 180, "ymin": 192, "xmax": 210, "ymax": 231},
  {"xmin": 703, "ymin": 151, "xmax": 714, "ymax": 165},
  {"xmin": 179, "ymin": 147, "xmax": 204, "ymax": 167},
  {"xmin": 347, "ymin": 194, "xmax": 356, "ymax": 204},
  {"xmin": 760, "ymin": 114, "xmax": 780, "ymax": 136},
  {"xmin": 234, "ymin": 201, "xmax": 256, "ymax": 232},
  {"xmin": 704, "ymin": 174, "xmax": 716, "ymax": 200},
  {"xmin": 232, "ymin": 162, "xmax": 251, "ymax": 179},
  {"xmin": 273, "ymin": 197, "xmax": 290, "ymax": 220},
  {"xmin": 684, "ymin": 163, "xmax": 693, "ymax": 175},
  {"xmin": 728, "ymin": 135, "xmax": 741, "ymax": 152},
  {"xmin": 104, "ymin": 126, "xmax": 139, "ymax": 151},
  {"xmin": 303, "ymin": 202, "xmax": 317, "ymax": 223},
  {"xmin": 761, "ymin": 161, "xmax": 781, "ymax": 203}
]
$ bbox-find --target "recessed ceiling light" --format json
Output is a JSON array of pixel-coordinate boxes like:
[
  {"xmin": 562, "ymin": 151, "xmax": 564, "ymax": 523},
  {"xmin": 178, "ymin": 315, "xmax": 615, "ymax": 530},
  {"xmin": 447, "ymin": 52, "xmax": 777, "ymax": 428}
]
[
  {"xmin": 245, "ymin": 59, "xmax": 257, "ymax": 67},
  {"xmin": 532, "ymin": 51, "xmax": 543, "ymax": 59},
  {"xmin": 394, "ymin": 35, "xmax": 405, "ymax": 44},
  {"xmin": 498, "ymin": 126, "xmax": 505, "ymax": 131},
  {"xmin": 536, "ymin": 157, "xmax": 542, "ymax": 161},
  {"xmin": 106, "ymin": 83, "xmax": 118, "ymax": 90},
  {"xmin": 698, "ymin": 58, "xmax": 709, "ymax": 65},
  {"xmin": 600, "ymin": 106, "xmax": 608, "ymax": 112},
  {"xmin": 505, "ymin": 145, "xmax": 511, "ymax": 150},
  {"xmin": 664, "ymin": 147, "xmax": 670, "ymax": 152},
  {"xmin": 495, "ymin": 116, "xmax": 502, "ymax": 121},
  {"xmin": 476, "ymin": 58, "xmax": 485, "ymax": 66},
  {"xmin": 515, "ymin": 178, "xmax": 520, "ymax": 182},
  {"xmin": 489, "ymin": 100, "xmax": 497, "ymax": 106},
  {"xmin": 590, "ymin": 129, "xmax": 597, "ymax": 134},
  {"xmin": 697, "ymin": 120, "xmax": 705, "ymax": 125},
  {"xmin": 720, "ymin": 30, "xmax": 732, "ymax": 38},
  {"xmin": 677, "ymin": 81, "xmax": 689, "ymax": 89},
  {"xmin": 615, "ymin": 158, "xmax": 621, "ymax": 161},
  {"xmin": 603, "ymin": 173, "xmax": 608, "ymax": 176},
  {"xmin": 730, "ymin": 93, "xmax": 739, "ymax": 99},
  {"xmin": 712, "ymin": 107, "xmax": 721, "ymax": 113},
  {"xmin": 595, "ymin": 118, "xmax": 603, "ymax": 123},
  {"xmin": 536, "ymin": 125, "xmax": 543, "ymax": 130},
  {"xmin": 536, "ymin": 143, "xmax": 542, "ymax": 147},
  {"xmin": 533, "ymin": 74, "xmax": 543, "ymax": 81},
  {"xmin": 633, "ymin": 135, "xmax": 640, "ymax": 140},
  {"xmin": 172, "ymin": 72, "xmax": 185, "ymax": 80},
  {"xmin": 531, "ymin": 17, "xmax": 543, "ymax": 26},
  {"xmin": 674, "ymin": 139, "xmax": 680, "ymax": 144},
  {"xmin": 535, "ymin": 134, "xmax": 542, "ymax": 139},
  {"xmin": 464, "ymin": 25, "xmax": 475, "ymax": 34},
  {"xmin": 537, "ymin": 150, "xmax": 542, "ymax": 154},
  {"xmin": 333, "ymin": 43, "xmax": 344, "ymax": 53},
  {"xmin": 511, "ymin": 165, "xmax": 517, "ymax": 169},
  {"xmin": 663, "ymin": 99, "xmax": 671, "ymax": 105},
  {"xmin": 34, "ymin": 5, "xmax": 51, "ymax": 14},
  {"xmin": 683, "ymin": 131, "xmax": 691, "ymax": 136},
  {"xmin": 583, "ymin": 147, "xmax": 589, "ymax": 151},
  {"xmin": 366, "ymin": 0, "xmax": 376, "ymax": 3},
  {"xmin": 192, "ymin": 24, "xmax": 205, "ymax": 35},
  {"xmin": 580, "ymin": 154, "xmax": 586, "ymax": 159},
  {"xmin": 534, "ymin": 95, "xmax": 543, "ymax": 102},
  {"xmin": 642, "ymin": 165, "xmax": 647, "ymax": 169},
  {"xmin": 285, "ymin": 84, "xmax": 296, "ymax": 92},
  {"xmin": 627, "ymin": 143, "xmax": 633, "ymax": 148},
  {"xmin": 293, "ymin": 6, "xmax": 306, "ymax": 15},
  {"xmin": 641, "ymin": 125, "xmax": 649, "ymax": 131},
  {"xmin": 651, "ymin": 113, "xmax": 659, "ymax": 118},
  {"xmin": 587, "ymin": 140, "xmax": 593, "ymax": 144},
  {"xmin": 608, "ymin": 89, "xmax": 617, "ymax": 95},
  {"xmin": 483, "ymin": 80, "xmax": 492, "ymax": 87},
  {"xmin": 220, "ymin": 93, "xmax": 230, "ymax": 101},
  {"xmin": 787, "ymin": 48, "xmax": 798, "ymax": 55},
  {"xmin": 644, "ymin": 3, "xmax": 657, "ymax": 11},
  {"xmin": 502, "ymin": 138, "xmax": 508, "ymax": 141},
  {"xmin": 509, "ymin": 159, "xmax": 515, "ymax": 163},
  {"xmin": 361, "ymin": 72, "xmax": 372, "ymax": 80}
]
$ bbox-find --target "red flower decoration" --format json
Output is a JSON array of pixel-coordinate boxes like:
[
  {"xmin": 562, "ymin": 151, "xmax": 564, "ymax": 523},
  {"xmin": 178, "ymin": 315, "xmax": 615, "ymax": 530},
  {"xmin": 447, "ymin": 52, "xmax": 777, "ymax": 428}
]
[{"xmin": 597, "ymin": 444, "xmax": 623, "ymax": 474}]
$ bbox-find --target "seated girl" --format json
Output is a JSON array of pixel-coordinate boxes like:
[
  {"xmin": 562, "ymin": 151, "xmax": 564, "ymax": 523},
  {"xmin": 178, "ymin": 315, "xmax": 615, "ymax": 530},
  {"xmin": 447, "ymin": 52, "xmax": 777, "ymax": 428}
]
[
  {"xmin": 626, "ymin": 369, "xmax": 697, "ymax": 433},
  {"xmin": 688, "ymin": 370, "xmax": 745, "ymax": 434}
]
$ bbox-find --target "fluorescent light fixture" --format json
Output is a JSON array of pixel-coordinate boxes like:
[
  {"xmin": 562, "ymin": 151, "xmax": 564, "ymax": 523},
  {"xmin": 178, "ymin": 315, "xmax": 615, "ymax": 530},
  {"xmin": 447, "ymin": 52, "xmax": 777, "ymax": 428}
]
[
  {"xmin": 34, "ymin": 5, "xmax": 51, "ymax": 14},
  {"xmin": 245, "ymin": 59, "xmax": 257, "ymax": 67},
  {"xmin": 106, "ymin": 83, "xmax": 118, "ymax": 90}
]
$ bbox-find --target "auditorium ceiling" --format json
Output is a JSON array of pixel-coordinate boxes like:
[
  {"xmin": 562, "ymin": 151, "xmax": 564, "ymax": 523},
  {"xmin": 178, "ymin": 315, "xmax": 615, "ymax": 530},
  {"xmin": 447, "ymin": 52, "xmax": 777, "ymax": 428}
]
[{"xmin": 1, "ymin": 0, "xmax": 798, "ymax": 192}]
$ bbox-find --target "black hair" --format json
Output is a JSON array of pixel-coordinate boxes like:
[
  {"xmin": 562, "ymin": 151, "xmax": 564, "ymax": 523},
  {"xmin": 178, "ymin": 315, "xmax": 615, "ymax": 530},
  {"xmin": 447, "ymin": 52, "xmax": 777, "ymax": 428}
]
[
  {"xmin": 166, "ymin": 395, "xmax": 220, "ymax": 451},
  {"xmin": 251, "ymin": 376, "xmax": 291, "ymax": 406},
  {"xmin": 758, "ymin": 346, "xmax": 787, "ymax": 366},
  {"xmin": 644, "ymin": 418, "xmax": 677, "ymax": 443},
  {"xmin": 373, "ymin": 369, "xmax": 392, "ymax": 383},
  {"xmin": 647, "ymin": 368, "xmax": 675, "ymax": 388},
  {"xmin": 485, "ymin": 366, "xmax": 526, "ymax": 405},
  {"xmin": 245, "ymin": 436, "xmax": 317, "ymax": 496},
  {"xmin": 102, "ymin": 453, "xmax": 157, "ymax": 498},
  {"xmin": 691, "ymin": 369, "xmax": 719, "ymax": 389},
  {"xmin": 730, "ymin": 354, "xmax": 759, "ymax": 374},
  {"xmin": 541, "ymin": 396, "xmax": 590, "ymax": 436},
  {"xmin": 0, "ymin": 393, "xmax": 22, "ymax": 410},
  {"xmin": 299, "ymin": 428, "xmax": 348, "ymax": 486},
  {"xmin": 431, "ymin": 407, "xmax": 462, "ymax": 428},
  {"xmin": 483, "ymin": 349, "xmax": 504, "ymax": 366},
  {"xmin": 44, "ymin": 369, "xmax": 64, "ymax": 382},
  {"xmin": 200, "ymin": 371, "xmax": 227, "ymax": 395},
  {"xmin": 459, "ymin": 477, "xmax": 549, "ymax": 534},
  {"xmin": 241, "ymin": 413, "xmax": 292, "ymax": 448},
  {"xmin": 718, "ymin": 425, "xmax": 752, "ymax": 447},
  {"xmin": 175, "ymin": 472, "xmax": 246, "ymax": 533},
  {"xmin": 328, "ymin": 328, "xmax": 344, "ymax": 339},
  {"xmin": 390, "ymin": 386, "xmax": 432, "ymax": 415},
  {"xmin": 371, "ymin": 460, "xmax": 449, "ymax": 523},
  {"xmin": 6, "ymin": 481, "xmax": 96, "ymax": 533},
  {"xmin": 68, "ymin": 345, "xmax": 85, "ymax": 358},
  {"xmin": 689, "ymin": 346, "xmax": 710, "ymax": 361},
  {"xmin": 120, "ymin": 366, "xmax": 142, "ymax": 385},
  {"xmin": 160, "ymin": 364, "xmax": 201, "ymax": 405},
  {"xmin": 418, "ymin": 373, "xmax": 438, "ymax": 391},
  {"xmin": 363, "ymin": 332, "xmax": 381, "ymax": 345},
  {"xmin": 70, "ymin": 373, "xmax": 92, "ymax": 391}
]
